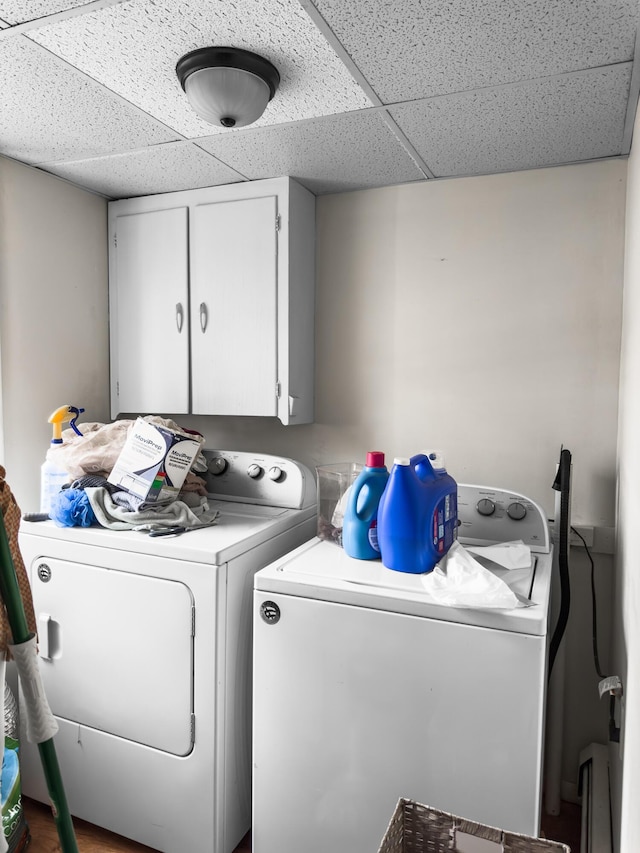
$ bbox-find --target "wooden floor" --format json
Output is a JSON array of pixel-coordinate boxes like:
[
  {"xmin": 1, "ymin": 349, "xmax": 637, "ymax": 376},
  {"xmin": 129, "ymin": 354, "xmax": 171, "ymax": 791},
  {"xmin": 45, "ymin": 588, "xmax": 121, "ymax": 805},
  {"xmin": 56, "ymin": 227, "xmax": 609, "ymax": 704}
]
[
  {"xmin": 23, "ymin": 796, "xmax": 579, "ymax": 851},
  {"xmin": 540, "ymin": 800, "xmax": 583, "ymax": 851},
  {"xmin": 21, "ymin": 798, "xmax": 251, "ymax": 852}
]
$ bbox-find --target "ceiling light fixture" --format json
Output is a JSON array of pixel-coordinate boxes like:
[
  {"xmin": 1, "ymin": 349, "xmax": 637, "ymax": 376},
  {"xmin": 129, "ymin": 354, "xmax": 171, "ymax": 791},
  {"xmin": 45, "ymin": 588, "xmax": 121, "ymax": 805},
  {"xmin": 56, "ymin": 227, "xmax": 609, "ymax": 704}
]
[{"xmin": 176, "ymin": 46, "xmax": 280, "ymax": 129}]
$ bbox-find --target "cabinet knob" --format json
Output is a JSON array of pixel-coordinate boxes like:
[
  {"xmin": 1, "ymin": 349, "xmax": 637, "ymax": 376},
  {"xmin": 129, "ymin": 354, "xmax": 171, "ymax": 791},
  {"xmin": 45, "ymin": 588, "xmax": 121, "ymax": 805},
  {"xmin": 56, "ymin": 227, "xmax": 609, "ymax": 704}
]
[
  {"xmin": 200, "ymin": 302, "xmax": 208, "ymax": 333},
  {"xmin": 176, "ymin": 303, "xmax": 184, "ymax": 333}
]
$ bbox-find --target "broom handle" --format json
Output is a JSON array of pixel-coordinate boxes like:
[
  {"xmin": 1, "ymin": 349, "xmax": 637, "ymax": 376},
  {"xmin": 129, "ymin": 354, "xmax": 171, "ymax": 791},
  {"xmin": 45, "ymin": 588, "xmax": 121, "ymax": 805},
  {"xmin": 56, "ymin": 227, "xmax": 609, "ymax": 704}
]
[{"xmin": 0, "ymin": 512, "xmax": 79, "ymax": 853}]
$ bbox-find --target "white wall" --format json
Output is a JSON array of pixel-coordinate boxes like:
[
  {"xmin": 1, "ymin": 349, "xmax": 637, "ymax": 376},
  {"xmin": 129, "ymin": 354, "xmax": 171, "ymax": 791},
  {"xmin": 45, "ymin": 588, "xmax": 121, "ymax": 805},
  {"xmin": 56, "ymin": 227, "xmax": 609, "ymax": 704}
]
[
  {"xmin": 612, "ymin": 107, "xmax": 640, "ymax": 852},
  {"xmin": 0, "ymin": 155, "xmax": 626, "ymax": 819},
  {"xmin": 188, "ymin": 161, "xmax": 625, "ymax": 527},
  {"xmin": 181, "ymin": 160, "xmax": 626, "ymax": 796},
  {"xmin": 0, "ymin": 156, "xmax": 110, "ymax": 511}
]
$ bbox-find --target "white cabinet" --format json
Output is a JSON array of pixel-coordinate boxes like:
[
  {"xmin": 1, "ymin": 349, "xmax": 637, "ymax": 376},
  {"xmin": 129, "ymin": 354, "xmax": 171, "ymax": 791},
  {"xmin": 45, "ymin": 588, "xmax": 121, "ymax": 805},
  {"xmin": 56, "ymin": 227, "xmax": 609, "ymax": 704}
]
[
  {"xmin": 111, "ymin": 206, "xmax": 190, "ymax": 415},
  {"xmin": 109, "ymin": 177, "xmax": 315, "ymax": 425}
]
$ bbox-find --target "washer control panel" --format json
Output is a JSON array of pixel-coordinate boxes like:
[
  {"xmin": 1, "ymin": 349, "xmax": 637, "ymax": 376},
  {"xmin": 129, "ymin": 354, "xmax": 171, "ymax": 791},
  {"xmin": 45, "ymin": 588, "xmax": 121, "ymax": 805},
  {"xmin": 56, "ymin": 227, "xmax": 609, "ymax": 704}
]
[
  {"xmin": 202, "ymin": 450, "xmax": 316, "ymax": 509},
  {"xmin": 457, "ymin": 484, "xmax": 550, "ymax": 553}
]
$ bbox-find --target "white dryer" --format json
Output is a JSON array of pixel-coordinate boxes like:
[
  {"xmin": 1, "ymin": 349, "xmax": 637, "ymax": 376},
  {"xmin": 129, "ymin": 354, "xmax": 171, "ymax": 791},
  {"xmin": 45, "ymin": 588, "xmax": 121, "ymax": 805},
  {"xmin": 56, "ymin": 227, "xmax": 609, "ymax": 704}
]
[
  {"xmin": 18, "ymin": 450, "xmax": 316, "ymax": 853},
  {"xmin": 253, "ymin": 484, "xmax": 554, "ymax": 853}
]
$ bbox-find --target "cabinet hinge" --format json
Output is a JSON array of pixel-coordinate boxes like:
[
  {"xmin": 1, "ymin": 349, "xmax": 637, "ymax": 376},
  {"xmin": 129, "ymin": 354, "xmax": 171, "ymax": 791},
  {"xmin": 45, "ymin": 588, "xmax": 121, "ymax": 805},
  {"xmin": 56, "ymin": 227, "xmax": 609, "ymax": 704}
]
[
  {"xmin": 191, "ymin": 713, "xmax": 196, "ymax": 744},
  {"xmin": 116, "ymin": 380, "xmax": 120, "ymax": 396},
  {"xmin": 113, "ymin": 232, "xmax": 117, "ymax": 248},
  {"xmin": 191, "ymin": 606, "xmax": 196, "ymax": 637},
  {"xmin": 276, "ymin": 214, "xmax": 281, "ymax": 232},
  {"xmin": 276, "ymin": 381, "xmax": 282, "ymax": 399}
]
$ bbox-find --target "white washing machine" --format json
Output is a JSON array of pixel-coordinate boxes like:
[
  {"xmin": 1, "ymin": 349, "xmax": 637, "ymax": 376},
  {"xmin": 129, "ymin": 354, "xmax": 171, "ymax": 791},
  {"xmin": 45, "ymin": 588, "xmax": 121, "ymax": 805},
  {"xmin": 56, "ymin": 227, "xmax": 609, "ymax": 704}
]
[
  {"xmin": 18, "ymin": 449, "xmax": 316, "ymax": 853},
  {"xmin": 253, "ymin": 484, "xmax": 553, "ymax": 853}
]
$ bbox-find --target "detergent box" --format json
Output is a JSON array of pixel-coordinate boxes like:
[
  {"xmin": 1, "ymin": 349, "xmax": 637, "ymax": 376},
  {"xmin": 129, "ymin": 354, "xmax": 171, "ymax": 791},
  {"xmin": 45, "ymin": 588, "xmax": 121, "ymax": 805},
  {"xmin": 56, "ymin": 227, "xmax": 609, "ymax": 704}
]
[{"xmin": 107, "ymin": 418, "xmax": 201, "ymax": 504}]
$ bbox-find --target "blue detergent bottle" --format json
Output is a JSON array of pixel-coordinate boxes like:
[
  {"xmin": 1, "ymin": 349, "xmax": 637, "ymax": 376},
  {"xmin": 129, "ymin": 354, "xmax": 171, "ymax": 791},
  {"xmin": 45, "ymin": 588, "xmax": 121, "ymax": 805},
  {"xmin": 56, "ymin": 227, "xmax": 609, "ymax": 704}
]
[
  {"xmin": 342, "ymin": 451, "xmax": 389, "ymax": 559},
  {"xmin": 377, "ymin": 454, "xmax": 458, "ymax": 574},
  {"xmin": 413, "ymin": 450, "xmax": 458, "ymax": 563}
]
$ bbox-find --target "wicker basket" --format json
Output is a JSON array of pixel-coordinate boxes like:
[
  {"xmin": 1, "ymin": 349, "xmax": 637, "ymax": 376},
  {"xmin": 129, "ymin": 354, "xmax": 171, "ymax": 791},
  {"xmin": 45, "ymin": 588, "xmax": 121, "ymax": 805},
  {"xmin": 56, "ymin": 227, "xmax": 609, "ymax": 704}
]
[{"xmin": 377, "ymin": 799, "xmax": 571, "ymax": 853}]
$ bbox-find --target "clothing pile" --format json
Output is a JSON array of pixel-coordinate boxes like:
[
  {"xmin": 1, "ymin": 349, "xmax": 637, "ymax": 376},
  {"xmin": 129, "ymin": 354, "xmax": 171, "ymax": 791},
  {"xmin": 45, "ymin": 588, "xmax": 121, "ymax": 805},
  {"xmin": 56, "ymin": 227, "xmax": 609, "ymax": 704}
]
[{"xmin": 46, "ymin": 416, "xmax": 217, "ymax": 532}]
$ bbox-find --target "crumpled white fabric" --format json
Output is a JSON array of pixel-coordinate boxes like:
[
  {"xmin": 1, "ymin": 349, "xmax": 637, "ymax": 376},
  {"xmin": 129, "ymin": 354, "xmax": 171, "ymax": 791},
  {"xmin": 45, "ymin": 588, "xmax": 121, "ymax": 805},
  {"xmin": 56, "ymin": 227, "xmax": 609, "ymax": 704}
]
[
  {"xmin": 421, "ymin": 540, "xmax": 519, "ymax": 609},
  {"xmin": 47, "ymin": 416, "xmax": 207, "ymax": 479},
  {"xmin": 465, "ymin": 539, "xmax": 531, "ymax": 570}
]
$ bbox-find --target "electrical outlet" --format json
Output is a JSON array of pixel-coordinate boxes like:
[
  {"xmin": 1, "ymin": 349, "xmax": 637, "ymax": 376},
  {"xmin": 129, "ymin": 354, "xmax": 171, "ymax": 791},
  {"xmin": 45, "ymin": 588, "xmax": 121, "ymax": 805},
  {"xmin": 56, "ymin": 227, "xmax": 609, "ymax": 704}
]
[{"xmin": 569, "ymin": 525, "xmax": 594, "ymax": 547}]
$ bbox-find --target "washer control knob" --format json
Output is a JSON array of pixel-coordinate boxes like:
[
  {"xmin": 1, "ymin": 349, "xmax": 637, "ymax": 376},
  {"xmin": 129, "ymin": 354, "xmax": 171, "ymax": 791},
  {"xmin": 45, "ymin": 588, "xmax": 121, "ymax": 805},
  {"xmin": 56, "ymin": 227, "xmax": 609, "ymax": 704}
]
[
  {"xmin": 208, "ymin": 456, "xmax": 228, "ymax": 476},
  {"xmin": 477, "ymin": 498, "xmax": 496, "ymax": 517},
  {"xmin": 247, "ymin": 464, "xmax": 263, "ymax": 479},
  {"xmin": 507, "ymin": 502, "xmax": 527, "ymax": 521},
  {"xmin": 268, "ymin": 466, "xmax": 283, "ymax": 482}
]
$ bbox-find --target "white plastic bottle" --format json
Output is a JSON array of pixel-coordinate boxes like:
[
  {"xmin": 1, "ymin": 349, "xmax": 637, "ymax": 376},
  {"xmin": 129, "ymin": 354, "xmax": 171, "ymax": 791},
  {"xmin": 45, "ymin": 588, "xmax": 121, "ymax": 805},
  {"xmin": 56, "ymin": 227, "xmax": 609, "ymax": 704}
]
[
  {"xmin": 40, "ymin": 453, "xmax": 70, "ymax": 514},
  {"xmin": 39, "ymin": 405, "xmax": 84, "ymax": 514}
]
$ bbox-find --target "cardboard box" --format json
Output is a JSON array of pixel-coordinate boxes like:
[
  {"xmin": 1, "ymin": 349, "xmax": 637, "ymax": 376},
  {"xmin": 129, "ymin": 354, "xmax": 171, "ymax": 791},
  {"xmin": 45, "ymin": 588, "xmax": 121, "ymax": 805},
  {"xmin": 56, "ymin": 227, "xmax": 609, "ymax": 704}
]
[{"xmin": 107, "ymin": 418, "xmax": 201, "ymax": 504}]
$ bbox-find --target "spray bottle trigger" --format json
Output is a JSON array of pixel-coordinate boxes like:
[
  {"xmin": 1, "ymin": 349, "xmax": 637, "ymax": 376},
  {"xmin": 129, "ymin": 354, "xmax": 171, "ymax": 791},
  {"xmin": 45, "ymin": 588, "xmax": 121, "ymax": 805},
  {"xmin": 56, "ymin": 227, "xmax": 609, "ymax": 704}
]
[{"xmin": 68, "ymin": 407, "xmax": 85, "ymax": 437}]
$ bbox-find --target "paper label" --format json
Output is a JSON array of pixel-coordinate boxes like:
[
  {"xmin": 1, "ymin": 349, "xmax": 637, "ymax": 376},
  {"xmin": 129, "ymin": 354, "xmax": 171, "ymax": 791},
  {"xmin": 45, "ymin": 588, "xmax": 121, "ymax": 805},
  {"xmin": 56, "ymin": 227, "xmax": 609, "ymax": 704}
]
[{"xmin": 432, "ymin": 492, "xmax": 458, "ymax": 554}]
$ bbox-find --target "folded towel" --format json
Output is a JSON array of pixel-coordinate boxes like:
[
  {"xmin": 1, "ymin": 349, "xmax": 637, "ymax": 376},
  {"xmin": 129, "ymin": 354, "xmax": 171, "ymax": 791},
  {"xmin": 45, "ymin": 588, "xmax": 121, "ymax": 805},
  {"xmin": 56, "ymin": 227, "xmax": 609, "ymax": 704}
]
[{"xmin": 86, "ymin": 488, "xmax": 217, "ymax": 531}]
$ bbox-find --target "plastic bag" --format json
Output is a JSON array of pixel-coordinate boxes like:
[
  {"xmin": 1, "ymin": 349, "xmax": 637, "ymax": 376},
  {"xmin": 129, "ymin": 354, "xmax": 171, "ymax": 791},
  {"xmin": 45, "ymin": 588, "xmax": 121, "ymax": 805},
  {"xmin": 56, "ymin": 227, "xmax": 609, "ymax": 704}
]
[
  {"xmin": 465, "ymin": 539, "xmax": 532, "ymax": 570},
  {"xmin": 420, "ymin": 540, "xmax": 519, "ymax": 609}
]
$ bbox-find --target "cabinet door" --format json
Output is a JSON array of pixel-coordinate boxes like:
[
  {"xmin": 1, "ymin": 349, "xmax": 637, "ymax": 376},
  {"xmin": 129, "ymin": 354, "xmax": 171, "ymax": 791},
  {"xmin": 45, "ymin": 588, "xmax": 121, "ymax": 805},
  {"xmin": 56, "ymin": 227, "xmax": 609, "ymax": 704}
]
[
  {"xmin": 111, "ymin": 207, "xmax": 189, "ymax": 415},
  {"xmin": 190, "ymin": 196, "xmax": 278, "ymax": 416}
]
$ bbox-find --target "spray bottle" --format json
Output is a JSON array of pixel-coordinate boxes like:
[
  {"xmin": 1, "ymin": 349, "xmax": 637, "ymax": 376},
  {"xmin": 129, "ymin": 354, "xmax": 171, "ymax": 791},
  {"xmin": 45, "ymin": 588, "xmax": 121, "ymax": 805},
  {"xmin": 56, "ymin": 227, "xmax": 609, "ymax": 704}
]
[{"xmin": 40, "ymin": 405, "xmax": 84, "ymax": 514}]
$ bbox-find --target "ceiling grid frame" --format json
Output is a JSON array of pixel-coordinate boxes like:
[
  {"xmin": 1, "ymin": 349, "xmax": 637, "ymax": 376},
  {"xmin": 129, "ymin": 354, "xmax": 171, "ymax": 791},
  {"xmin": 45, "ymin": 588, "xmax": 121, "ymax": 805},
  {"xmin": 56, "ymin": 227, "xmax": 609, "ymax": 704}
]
[{"xmin": 0, "ymin": 0, "xmax": 636, "ymax": 198}]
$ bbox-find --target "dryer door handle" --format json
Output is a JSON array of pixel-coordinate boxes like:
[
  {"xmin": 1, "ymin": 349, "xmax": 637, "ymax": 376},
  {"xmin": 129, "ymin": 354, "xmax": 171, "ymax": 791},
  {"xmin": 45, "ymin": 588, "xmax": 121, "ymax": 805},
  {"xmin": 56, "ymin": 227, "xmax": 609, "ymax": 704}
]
[{"xmin": 38, "ymin": 612, "xmax": 52, "ymax": 660}]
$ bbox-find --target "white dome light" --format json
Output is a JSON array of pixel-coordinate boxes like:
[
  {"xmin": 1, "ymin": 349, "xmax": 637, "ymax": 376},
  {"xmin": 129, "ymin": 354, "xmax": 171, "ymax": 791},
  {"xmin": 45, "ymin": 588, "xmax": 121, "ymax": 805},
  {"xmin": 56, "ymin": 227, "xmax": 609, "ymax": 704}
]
[{"xmin": 176, "ymin": 47, "xmax": 280, "ymax": 129}]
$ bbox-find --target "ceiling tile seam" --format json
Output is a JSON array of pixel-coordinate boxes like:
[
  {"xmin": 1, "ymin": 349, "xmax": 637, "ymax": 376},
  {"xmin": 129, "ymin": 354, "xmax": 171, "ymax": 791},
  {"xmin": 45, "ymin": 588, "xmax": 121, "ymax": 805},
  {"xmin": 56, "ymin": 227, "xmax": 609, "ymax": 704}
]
[
  {"xmin": 22, "ymin": 35, "xmax": 190, "ymax": 144},
  {"xmin": 383, "ymin": 60, "xmax": 635, "ymax": 111},
  {"xmin": 296, "ymin": 0, "xmax": 383, "ymax": 106},
  {"xmin": 0, "ymin": 0, "xmax": 127, "ymax": 37},
  {"xmin": 185, "ymin": 142, "xmax": 250, "ymax": 182},
  {"xmin": 195, "ymin": 104, "xmax": 402, "ymax": 141},
  {"xmin": 378, "ymin": 111, "xmax": 435, "ymax": 180},
  {"xmin": 429, "ymin": 154, "xmax": 627, "ymax": 186},
  {"xmin": 31, "ymin": 139, "xmax": 221, "ymax": 169},
  {"xmin": 622, "ymin": 27, "xmax": 640, "ymax": 153},
  {"xmin": 183, "ymin": 103, "xmax": 407, "ymax": 145}
]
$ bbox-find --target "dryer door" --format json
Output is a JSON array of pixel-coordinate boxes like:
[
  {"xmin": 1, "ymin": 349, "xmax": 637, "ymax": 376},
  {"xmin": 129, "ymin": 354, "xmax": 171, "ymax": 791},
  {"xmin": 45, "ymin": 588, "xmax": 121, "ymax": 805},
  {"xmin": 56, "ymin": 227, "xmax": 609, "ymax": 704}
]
[{"xmin": 31, "ymin": 558, "xmax": 194, "ymax": 756}]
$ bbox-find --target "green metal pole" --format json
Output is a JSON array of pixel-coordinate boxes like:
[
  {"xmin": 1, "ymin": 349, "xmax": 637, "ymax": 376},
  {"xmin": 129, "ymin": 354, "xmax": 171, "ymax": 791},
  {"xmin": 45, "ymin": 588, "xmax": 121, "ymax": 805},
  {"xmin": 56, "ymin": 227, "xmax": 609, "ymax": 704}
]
[{"xmin": 0, "ymin": 510, "xmax": 79, "ymax": 853}]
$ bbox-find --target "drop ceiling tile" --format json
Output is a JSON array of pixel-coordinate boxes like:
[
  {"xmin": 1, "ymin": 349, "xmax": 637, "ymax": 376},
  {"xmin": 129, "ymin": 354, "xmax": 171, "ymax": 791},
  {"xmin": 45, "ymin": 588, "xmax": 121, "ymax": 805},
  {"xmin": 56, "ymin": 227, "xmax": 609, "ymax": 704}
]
[
  {"xmin": 0, "ymin": 1, "xmax": 94, "ymax": 24},
  {"xmin": 197, "ymin": 110, "xmax": 425, "ymax": 194},
  {"xmin": 27, "ymin": 0, "xmax": 371, "ymax": 139},
  {"xmin": 313, "ymin": 0, "xmax": 640, "ymax": 102},
  {"xmin": 39, "ymin": 142, "xmax": 246, "ymax": 199},
  {"xmin": 0, "ymin": 36, "xmax": 178, "ymax": 164},
  {"xmin": 389, "ymin": 65, "xmax": 632, "ymax": 178}
]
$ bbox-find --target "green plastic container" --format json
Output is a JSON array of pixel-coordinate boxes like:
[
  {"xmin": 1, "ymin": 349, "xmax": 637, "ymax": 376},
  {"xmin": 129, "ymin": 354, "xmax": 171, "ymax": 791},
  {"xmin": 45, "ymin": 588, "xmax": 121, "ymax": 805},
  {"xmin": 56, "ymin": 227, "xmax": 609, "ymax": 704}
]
[{"xmin": 2, "ymin": 684, "xmax": 30, "ymax": 852}]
